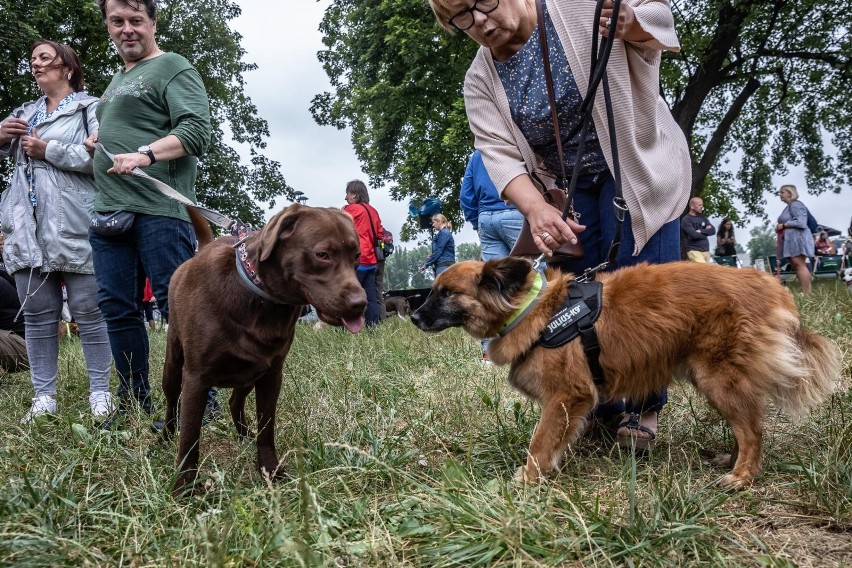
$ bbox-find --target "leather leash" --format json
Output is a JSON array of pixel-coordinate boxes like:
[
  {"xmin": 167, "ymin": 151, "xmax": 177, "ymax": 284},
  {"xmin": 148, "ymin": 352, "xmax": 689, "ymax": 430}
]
[
  {"xmin": 95, "ymin": 143, "xmax": 236, "ymax": 232},
  {"xmin": 95, "ymin": 143, "xmax": 286, "ymax": 303}
]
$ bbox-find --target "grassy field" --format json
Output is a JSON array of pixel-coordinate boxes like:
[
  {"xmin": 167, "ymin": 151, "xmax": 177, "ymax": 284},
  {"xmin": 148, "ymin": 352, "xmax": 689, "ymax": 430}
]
[{"xmin": 0, "ymin": 278, "xmax": 850, "ymax": 567}]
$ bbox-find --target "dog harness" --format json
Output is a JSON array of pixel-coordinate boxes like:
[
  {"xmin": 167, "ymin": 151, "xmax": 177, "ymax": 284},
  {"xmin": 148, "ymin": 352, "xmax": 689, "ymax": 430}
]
[{"xmin": 536, "ymin": 280, "xmax": 606, "ymax": 387}]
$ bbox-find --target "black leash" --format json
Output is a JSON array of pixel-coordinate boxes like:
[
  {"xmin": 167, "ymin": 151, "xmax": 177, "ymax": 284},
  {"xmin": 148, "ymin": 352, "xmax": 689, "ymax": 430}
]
[
  {"xmin": 534, "ymin": 0, "xmax": 627, "ymax": 282},
  {"xmin": 529, "ymin": 0, "xmax": 628, "ymax": 387}
]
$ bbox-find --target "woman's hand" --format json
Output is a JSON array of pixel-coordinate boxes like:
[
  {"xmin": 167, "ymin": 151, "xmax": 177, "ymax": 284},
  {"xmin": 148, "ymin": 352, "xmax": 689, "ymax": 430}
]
[
  {"xmin": 21, "ymin": 130, "xmax": 47, "ymax": 160},
  {"xmin": 503, "ymin": 174, "xmax": 586, "ymax": 256},
  {"xmin": 83, "ymin": 131, "xmax": 99, "ymax": 156},
  {"xmin": 0, "ymin": 118, "xmax": 29, "ymax": 146},
  {"xmin": 599, "ymin": 0, "xmax": 652, "ymax": 42},
  {"xmin": 526, "ymin": 200, "xmax": 586, "ymax": 256}
]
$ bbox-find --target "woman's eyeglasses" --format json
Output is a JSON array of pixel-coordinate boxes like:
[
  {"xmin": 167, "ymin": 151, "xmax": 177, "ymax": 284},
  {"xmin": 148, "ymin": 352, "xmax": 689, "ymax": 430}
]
[{"xmin": 449, "ymin": 0, "xmax": 499, "ymax": 31}]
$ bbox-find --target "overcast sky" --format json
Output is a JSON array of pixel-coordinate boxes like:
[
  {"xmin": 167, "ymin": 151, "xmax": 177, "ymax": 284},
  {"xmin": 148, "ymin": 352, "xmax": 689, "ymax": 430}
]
[{"xmin": 231, "ymin": 0, "xmax": 850, "ymax": 248}]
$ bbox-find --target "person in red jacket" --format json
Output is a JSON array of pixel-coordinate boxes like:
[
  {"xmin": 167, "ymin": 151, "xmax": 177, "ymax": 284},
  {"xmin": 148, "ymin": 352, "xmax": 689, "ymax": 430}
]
[
  {"xmin": 142, "ymin": 278, "xmax": 156, "ymax": 331},
  {"xmin": 343, "ymin": 180, "xmax": 384, "ymax": 326}
]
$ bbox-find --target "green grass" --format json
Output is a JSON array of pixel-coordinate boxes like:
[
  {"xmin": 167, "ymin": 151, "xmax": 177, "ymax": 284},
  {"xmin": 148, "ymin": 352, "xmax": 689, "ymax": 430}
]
[{"xmin": 0, "ymin": 279, "xmax": 850, "ymax": 566}]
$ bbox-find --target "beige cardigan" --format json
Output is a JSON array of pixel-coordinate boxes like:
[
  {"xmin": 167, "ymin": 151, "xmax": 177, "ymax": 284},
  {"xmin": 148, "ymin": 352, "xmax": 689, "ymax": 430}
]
[{"xmin": 463, "ymin": 0, "xmax": 691, "ymax": 255}]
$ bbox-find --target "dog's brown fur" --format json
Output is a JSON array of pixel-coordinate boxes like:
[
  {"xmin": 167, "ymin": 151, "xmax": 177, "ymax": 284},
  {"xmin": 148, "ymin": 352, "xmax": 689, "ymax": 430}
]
[
  {"xmin": 411, "ymin": 258, "xmax": 840, "ymax": 489},
  {"xmin": 187, "ymin": 206, "xmax": 214, "ymax": 248},
  {"xmin": 163, "ymin": 204, "xmax": 367, "ymax": 495}
]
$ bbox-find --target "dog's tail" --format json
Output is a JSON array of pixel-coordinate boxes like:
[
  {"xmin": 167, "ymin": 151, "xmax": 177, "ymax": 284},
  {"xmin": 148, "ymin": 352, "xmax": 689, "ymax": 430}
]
[
  {"xmin": 771, "ymin": 321, "xmax": 841, "ymax": 418},
  {"xmin": 187, "ymin": 206, "xmax": 213, "ymax": 249}
]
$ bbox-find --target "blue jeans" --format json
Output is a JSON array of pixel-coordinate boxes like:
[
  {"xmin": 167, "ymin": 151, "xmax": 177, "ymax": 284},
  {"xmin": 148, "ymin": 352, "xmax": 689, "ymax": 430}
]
[
  {"xmin": 90, "ymin": 213, "xmax": 195, "ymax": 405},
  {"xmin": 553, "ymin": 171, "xmax": 680, "ymax": 416},
  {"xmin": 356, "ymin": 266, "xmax": 379, "ymax": 326},
  {"xmin": 479, "ymin": 208, "xmax": 524, "ymax": 261}
]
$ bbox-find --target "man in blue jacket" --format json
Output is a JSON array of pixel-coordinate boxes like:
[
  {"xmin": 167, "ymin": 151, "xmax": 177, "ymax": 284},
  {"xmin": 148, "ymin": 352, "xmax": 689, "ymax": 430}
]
[{"xmin": 460, "ymin": 150, "xmax": 524, "ymax": 260}]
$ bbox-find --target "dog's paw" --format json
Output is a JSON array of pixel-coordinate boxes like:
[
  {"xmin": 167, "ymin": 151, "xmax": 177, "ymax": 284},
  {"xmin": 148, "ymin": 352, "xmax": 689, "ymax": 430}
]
[
  {"xmin": 716, "ymin": 473, "xmax": 752, "ymax": 491},
  {"xmin": 172, "ymin": 473, "xmax": 202, "ymax": 499},
  {"xmin": 234, "ymin": 427, "xmax": 254, "ymax": 440},
  {"xmin": 159, "ymin": 424, "xmax": 177, "ymax": 442},
  {"xmin": 513, "ymin": 464, "xmax": 544, "ymax": 484},
  {"xmin": 259, "ymin": 462, "xmax": 287, "ymax": 481}
]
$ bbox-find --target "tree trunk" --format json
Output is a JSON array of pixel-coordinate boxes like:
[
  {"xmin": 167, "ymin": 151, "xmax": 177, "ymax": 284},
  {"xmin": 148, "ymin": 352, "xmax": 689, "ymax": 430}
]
[{"xmin": 670, "ymin": 0, "xmax": 766, "ymax": 197}]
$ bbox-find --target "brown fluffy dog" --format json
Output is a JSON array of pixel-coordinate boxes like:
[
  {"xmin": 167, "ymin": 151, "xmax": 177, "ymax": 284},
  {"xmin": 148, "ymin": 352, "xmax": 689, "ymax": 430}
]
[
  {"xmin": 163, "ymin": 204, "xmax": 367, "ymax": 495},
  {"xmin": 411, "ymin": 257, "xmax": 840, "ymax": 489}
]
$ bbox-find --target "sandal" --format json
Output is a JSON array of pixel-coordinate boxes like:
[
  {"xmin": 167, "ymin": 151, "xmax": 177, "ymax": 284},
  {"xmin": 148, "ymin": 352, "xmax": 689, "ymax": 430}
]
[{"xmin": 617, "ymin": 412, "xmax": 657, "ymax": 452}]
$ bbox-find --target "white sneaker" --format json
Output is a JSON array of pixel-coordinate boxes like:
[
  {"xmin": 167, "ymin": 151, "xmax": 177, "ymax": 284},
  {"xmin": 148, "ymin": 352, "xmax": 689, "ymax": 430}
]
[
  {"xmin": 89, "ymin": 391, "xmax": 115, "ymax": 418},
  {"xmin": 21, "ymin": 395, "xmax": 57, "ymax": 424}
]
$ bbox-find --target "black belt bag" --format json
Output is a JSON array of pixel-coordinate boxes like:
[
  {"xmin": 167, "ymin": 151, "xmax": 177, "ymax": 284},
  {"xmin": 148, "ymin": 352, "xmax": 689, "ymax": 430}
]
[{"xmin": 90, "ymin": 211, "xmax": 136, "ymax": 236}]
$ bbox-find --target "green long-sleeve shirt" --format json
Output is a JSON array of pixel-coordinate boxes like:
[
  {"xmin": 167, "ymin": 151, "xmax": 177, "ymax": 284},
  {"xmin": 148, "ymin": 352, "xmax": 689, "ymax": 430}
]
[{"xmin": 93, "ymin": 52, "xmax": 211, "ymax": 221}]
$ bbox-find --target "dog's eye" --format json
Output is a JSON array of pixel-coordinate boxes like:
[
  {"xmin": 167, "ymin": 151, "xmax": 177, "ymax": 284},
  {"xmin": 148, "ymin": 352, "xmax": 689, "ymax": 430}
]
[{"xmin": 316, "ymin": 251, "xmax": 330, "ymax": 261}]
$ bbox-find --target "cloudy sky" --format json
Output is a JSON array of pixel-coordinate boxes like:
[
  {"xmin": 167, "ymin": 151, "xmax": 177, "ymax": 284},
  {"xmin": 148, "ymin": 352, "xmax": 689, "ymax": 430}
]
[{"xmin": 231, "ymin": 0, "xmax": 850, "ymax": 248}]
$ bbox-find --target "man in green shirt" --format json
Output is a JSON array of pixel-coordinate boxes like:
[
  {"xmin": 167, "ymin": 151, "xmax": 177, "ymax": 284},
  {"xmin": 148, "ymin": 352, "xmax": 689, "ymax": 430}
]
[{"xmin": 86, "ymin": 0, "xmax": 217, "ymax": 428}]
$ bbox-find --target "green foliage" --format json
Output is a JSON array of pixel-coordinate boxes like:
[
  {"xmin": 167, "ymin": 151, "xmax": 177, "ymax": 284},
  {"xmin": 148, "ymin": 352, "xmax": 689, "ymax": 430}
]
[
  {"xmin": 313, "ymin": 0, "xmax": 852, "ymax": 223},
  {"xmin": 0, "ymin": 0, "xmax": 292, "ymax": 226},
  {"xmin": 456, "ymin": 241, "xmax": 481, "ymax": 261},
  {"xmin": 311, "ymin": 0, "xmax": 478, "ymax": 234},
  {"xmin": 747, "ymin": 223, "xmax": 779, "ymax": 263},
  {"xmin": 0, "ymin": 284, "xmax": 850, "ymax": 565},
  {"xmin": 667, "ymin": 0, "xmax": 852, "ymax": 213},
  {"xmin": 382, "ymin": 240, "xmax": 480, "ymax": 291},
  {"xmin": 384, "ymin": 243, "xmax": 433, "ymax": 290}
]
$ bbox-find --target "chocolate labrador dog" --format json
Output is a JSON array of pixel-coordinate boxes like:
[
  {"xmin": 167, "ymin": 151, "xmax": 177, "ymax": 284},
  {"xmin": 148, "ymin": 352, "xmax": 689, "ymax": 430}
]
[{"xmin": 163, "ymin": 204, "xmax": 367, "ymax": 495}]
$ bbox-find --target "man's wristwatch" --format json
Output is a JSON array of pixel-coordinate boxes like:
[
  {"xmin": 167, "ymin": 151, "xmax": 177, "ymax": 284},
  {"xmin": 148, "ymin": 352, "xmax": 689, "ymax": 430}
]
[{"xmin": 137, "ymin": 145, "xmax": 156, "ymax": 165}]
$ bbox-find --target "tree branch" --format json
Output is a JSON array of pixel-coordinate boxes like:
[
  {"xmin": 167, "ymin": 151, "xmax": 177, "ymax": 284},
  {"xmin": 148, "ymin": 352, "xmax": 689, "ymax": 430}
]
[{"xmin": 692, "ymin": 76, "xmax": 762, "ymax": 196}]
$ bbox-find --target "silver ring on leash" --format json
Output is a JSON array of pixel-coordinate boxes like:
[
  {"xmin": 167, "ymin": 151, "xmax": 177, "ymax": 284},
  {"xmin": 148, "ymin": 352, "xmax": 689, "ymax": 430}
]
[
  {"xmin": 605, "ymin": 17, "xmax": 611, "ymax": 27},
  {"xmin": 540, "ymin": 231, "xmax": 551, "ymax": 241}
]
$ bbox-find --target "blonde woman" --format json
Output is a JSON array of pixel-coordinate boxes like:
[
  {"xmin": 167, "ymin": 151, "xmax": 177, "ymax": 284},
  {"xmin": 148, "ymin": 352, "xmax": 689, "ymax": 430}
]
[
  {"xmin": 776, "ymin": 184, "xmax": 814, "ymax": 294},
  {"xmin": 423, "ymin": 214, "xmax": 456, "ymax": 276}
]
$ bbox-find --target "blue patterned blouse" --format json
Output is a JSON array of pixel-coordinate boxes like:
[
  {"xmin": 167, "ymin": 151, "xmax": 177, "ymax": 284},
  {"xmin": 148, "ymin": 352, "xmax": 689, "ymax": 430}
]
[{"xmin": 493, "ymin": 8, "xmax": 608, "ymax": 181}]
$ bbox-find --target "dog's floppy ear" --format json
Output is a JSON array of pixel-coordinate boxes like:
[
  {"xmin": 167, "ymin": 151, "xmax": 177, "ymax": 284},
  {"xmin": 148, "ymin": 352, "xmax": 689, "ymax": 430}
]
[
  {"xmin": 480, "ymin": 257, "xmax": 534, "ymax": 299},
  {"xmin": 257, "ymin": 204, "xmax": 301, "ymax": 262}
]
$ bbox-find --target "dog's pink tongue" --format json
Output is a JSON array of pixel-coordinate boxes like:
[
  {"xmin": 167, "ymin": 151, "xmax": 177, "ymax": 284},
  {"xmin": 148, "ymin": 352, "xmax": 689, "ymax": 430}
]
[{"xmin": 341, "ymin": 315, "xmax": 365, "ymax": 334}]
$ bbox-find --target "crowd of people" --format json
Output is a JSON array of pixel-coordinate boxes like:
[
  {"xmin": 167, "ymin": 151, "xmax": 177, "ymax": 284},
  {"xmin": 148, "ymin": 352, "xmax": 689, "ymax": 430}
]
[
  {"xmin": 0, "ymin": 0, "xmax": 217, "ymax": 426},
  {"xmin": 1, "ymin": 0, "xmax": 845, "ymax": 455}
]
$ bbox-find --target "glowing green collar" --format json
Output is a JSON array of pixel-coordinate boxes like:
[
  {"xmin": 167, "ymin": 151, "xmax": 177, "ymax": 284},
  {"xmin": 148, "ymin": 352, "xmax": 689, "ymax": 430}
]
[{"xmin": 498, "ymin": 271, "xmax": 547, "ymax": 337}]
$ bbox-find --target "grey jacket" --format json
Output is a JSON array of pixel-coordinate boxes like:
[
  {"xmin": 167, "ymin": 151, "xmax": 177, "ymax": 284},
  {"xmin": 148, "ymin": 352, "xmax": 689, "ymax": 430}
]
[{"xmin": 0, "ymin": 93, "xmax": 99, "ymax": 275}]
